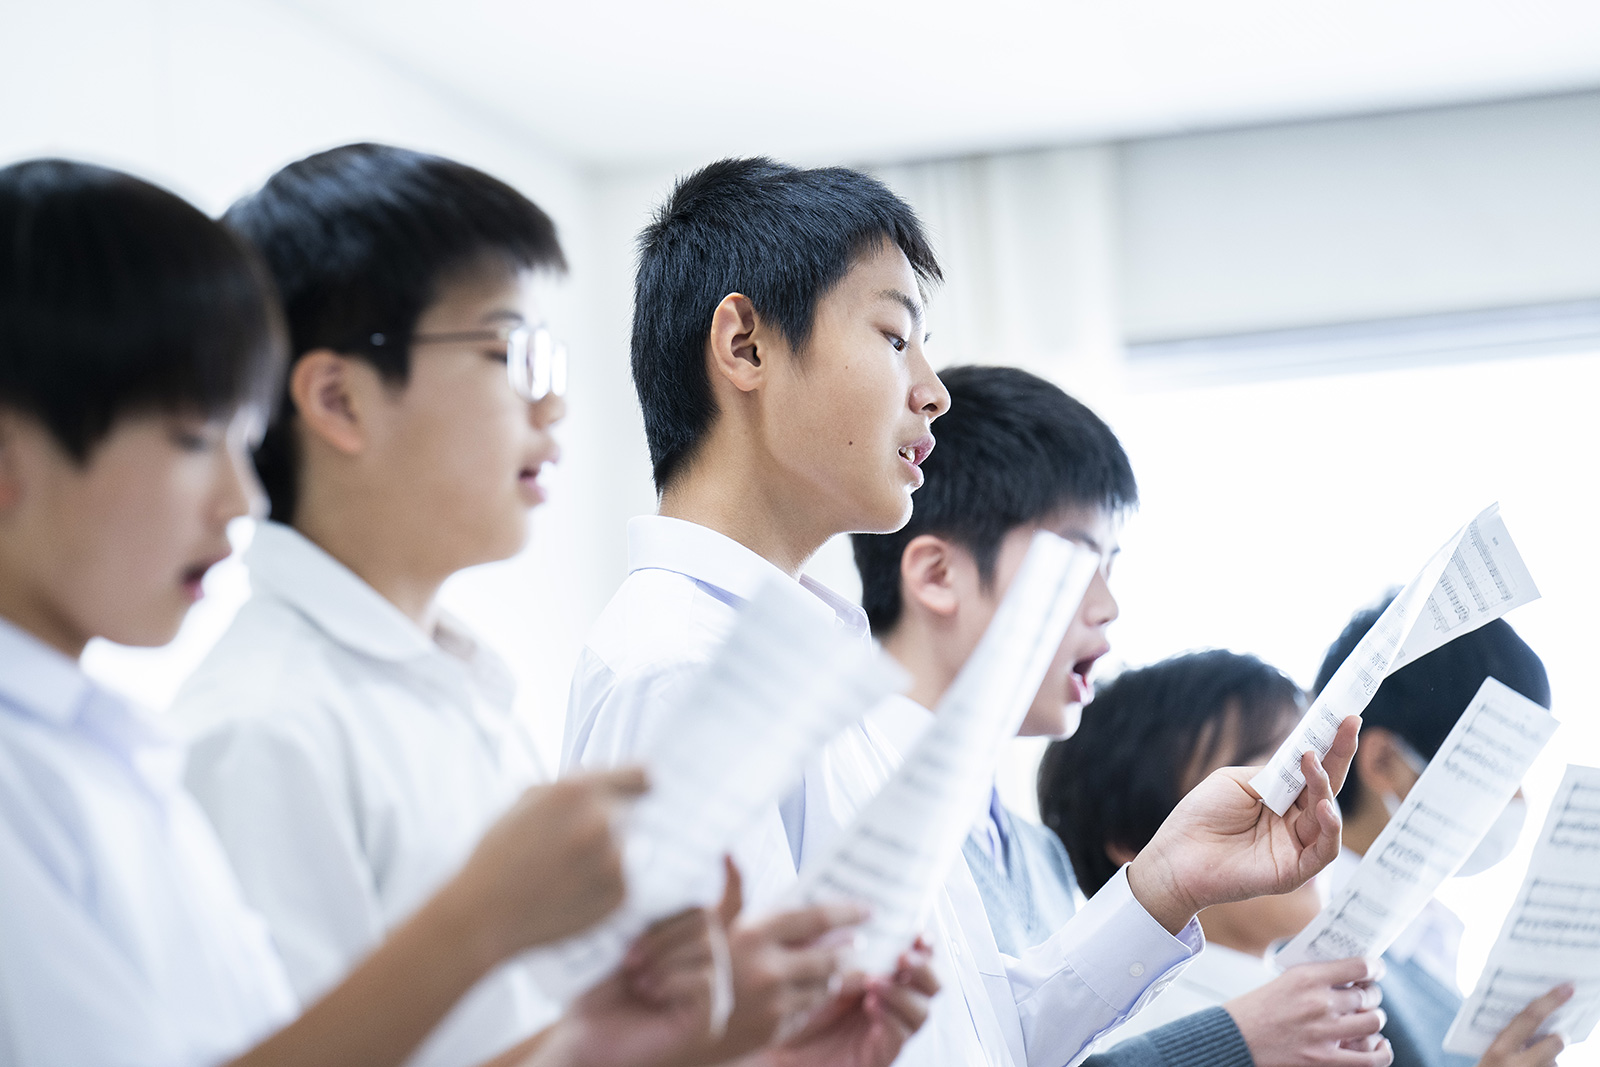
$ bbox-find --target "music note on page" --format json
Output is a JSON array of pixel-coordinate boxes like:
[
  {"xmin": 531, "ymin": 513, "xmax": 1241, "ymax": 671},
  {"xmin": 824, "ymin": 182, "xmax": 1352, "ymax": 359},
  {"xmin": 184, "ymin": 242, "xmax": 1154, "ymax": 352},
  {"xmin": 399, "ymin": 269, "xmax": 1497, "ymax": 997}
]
[
  {"xmin": 525, "ymin": 578, "xmax": 907, "ymax": 1002},
  {"xmin": 1445, "ymin": 766, "xmax": 1600, "ymax": 1056},
  {"xmin": 1250, "ymin": 504, "xmax": 1539, "ymax": 816},
  {"xmin": 789, "ymin": 532, "xmax": 1100, "ymax": 974},
  {"xmin": 1274, "ymin": 677, "xmax": 1557, "ymax": 971}
]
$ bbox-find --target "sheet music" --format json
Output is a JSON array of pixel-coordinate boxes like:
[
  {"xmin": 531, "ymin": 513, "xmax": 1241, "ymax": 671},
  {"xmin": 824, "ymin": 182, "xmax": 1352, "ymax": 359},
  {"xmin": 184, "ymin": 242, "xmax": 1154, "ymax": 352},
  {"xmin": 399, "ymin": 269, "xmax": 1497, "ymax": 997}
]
[
  {"xmin": 1251, "ymin": 504, "xmax": 1539, "ymax": 815},
  {"xmin": 1274, "ymin": 677, "xmax": 1556, "ymax": 969},
  {"xmin": 1445, "ymin": 765, "xmax": 1600, "ymax": 1056},
  {"xmin": 526, "ymin": 579, "xmax": 908, "ymax": 1002},
  {"xmin": 789, "ymin": 532, "xmax": 1099, "ymax": 974}
]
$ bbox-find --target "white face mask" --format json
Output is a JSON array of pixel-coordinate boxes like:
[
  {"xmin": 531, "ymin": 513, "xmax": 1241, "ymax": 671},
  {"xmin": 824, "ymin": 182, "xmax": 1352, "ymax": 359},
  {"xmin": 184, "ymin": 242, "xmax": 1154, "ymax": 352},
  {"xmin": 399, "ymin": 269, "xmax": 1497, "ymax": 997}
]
[
  {"xmin": 1376, "ymin": 737, "xmax": 1528, "ymax": 877},
  {"xmin": 1456, "ymin": 797, "xmax": 1528, "ymax": 877}
]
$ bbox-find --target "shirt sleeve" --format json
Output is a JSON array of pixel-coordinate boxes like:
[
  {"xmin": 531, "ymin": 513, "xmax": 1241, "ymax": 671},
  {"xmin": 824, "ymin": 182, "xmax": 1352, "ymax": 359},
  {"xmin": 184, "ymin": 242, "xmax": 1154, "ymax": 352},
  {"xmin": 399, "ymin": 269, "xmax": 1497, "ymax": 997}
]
[
  {"xmin": 184, "ymin": 714, "xmax": 386, "ymax": 1004},
  {"xmin": 1009, "ymin": 865, "xmax": 1205, "ymax": 1067},
  {"xmin": 1082, "ymin": 1007, "xmax": 1254, "ymax": 1067},
  {"xmin": 0, "ymin": 804, "xmax": 190, "ymax": 1067},
  {"xmin": 567, "ymin": 654, "xmax": 800, "ymax": 911}
]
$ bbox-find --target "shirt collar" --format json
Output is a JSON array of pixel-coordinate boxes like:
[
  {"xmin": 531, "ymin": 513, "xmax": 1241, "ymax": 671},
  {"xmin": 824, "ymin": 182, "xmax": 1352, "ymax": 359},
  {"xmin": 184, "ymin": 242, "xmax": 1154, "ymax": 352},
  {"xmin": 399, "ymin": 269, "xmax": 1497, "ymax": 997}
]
[
  {"xmin": 0, "ymin": 615, "xmax": 95, "ymax": 728},
  {"xmin": 245, "ymin": 520, "xmax": 442, "ymax": 663},
  {"xmin": 626, "ymin": 515, "xmax": 869, "ymax": 638}
]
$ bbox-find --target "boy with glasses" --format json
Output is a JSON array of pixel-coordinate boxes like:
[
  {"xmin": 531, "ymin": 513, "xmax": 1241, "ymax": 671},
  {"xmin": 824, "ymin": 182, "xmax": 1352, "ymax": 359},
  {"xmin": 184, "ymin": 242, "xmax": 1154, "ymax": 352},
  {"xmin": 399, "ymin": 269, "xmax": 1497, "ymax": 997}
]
[{"xmin": 173, "ymin": 144, "xmax": 903, "ymax": 1067}]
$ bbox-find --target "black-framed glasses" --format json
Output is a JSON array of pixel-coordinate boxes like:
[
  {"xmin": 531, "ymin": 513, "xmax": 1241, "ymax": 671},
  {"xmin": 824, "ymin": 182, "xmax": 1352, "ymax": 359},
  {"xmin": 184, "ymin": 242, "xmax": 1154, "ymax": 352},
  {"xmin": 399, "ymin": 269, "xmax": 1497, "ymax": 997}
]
[{"xmin": 369, "ymin": 323, "xmax": 567, "ymax": 403}]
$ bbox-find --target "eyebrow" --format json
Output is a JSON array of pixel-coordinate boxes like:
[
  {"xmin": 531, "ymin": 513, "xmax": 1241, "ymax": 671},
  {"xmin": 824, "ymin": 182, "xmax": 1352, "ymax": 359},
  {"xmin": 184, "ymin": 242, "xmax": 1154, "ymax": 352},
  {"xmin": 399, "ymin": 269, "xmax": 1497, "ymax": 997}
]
[
  {"xmin": 877, "ymin": 288, "xmax": 925, "ymax": 332},
  {"xmin": 481, "ymin": 308, "xmax": 526, "ymax": 325},
  {"xmin": 1059, "ymin": 527, "xmax": 1119, "ymax": 558}
]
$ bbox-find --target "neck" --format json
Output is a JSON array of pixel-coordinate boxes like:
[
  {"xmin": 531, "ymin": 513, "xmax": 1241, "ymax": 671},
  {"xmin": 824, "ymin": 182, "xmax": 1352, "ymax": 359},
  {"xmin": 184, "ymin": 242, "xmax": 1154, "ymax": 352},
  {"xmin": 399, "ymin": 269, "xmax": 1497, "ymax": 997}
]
[
  {"xmin": 881, "ymin": 622, "xmax": 959, "ymax": 713},
  {"xmin": 291, "ymin": 497, "xmax": 449, "ymax": 632},
  {"xmin": 657, "ymin": 441, "xmax": 836, "ymax": 579},
  {"xmin": 0, "ymin": 588, "xmax": 88, "ymax": 660},
  {"xmin": 1340, "ymin": 789, "xmax": 1389, "ymax": 857}
]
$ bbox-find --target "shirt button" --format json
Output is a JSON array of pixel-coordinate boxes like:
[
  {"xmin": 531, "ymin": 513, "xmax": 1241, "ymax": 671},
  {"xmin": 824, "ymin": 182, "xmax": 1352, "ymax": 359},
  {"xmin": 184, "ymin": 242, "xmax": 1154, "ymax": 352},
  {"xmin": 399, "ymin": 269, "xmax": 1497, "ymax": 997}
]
[{"xmin": 1129, "ymin": 962, "xmax": 1146, "ymax": 977}]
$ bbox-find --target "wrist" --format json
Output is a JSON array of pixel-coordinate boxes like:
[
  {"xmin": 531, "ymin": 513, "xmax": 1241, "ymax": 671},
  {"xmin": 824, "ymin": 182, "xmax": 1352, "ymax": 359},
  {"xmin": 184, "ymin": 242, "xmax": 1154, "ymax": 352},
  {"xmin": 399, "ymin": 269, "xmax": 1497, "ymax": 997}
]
[
  {"xmin": 1125, "ymin": 853, "xmax": 1199, "ymax": 936},
  {"xmin": 425, "ymin": 871, "xmax": 510, "ymax": 982}
]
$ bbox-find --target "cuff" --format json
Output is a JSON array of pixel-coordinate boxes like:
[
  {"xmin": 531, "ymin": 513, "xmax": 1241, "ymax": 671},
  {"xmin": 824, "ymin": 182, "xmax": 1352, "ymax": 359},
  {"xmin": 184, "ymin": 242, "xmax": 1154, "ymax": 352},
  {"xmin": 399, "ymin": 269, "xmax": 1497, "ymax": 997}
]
[
  {"xmin": 1062, "ymin": 865, "xmax": 1200, "ymax": 1015},
  {"xmin": 1145, "ymin": 1007, "xmax": 1254, "ymax": 1067}
]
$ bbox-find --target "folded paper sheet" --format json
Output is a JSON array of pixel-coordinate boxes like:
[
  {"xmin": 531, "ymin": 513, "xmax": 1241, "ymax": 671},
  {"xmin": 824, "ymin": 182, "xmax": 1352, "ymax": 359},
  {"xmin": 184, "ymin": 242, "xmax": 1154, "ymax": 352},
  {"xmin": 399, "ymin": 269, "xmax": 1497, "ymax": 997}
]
[
  {"xmin": 1445, "ymin": 765, "xmax": 1600, "ymax": 1056},
  {"xmin": 1274, "ymin": 678, "xmax": 1556, "ymax": 970},
  {"xmin": 790, "ymin": 532, "xmax": 1099, "ymax": 974},
  {"xmin": 527, "ymin": 579, "xmax": 908, "ymax": 1002},
  {"xmin": 1251, "ymin": 504, "xmax": 1539, "ymax": 816}
]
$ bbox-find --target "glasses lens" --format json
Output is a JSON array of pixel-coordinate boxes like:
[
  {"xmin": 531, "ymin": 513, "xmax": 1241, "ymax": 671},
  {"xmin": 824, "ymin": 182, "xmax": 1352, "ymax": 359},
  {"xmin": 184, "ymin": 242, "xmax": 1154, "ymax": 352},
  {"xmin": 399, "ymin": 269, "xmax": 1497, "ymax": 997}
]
[
  {"xmin": 550, "ymin": 343, "xmax": 568, "ymax": 398},
  {"xmin": 505, "ymin": 326, "xmax": 533, "ymax": 400},
  {"xmin": 529, "ymin": 328, "xmax": 553, "ymax": 401}
]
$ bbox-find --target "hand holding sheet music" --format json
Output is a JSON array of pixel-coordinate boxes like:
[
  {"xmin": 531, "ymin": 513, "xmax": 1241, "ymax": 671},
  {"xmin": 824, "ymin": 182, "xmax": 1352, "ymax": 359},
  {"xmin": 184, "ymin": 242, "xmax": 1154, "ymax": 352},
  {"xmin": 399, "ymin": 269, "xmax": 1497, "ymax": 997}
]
[
  {"xmin": 789, "ymin": 532, "xmax": 1099, "ymax": 974},
  {"xmin": 1251, "ymin": 504, "xmax": 1539, "ymax": 816},
  {"xmin": 1274, "ymin": 678, "xmax": 1557, "ymax": 970},
  {"xmin": 1445, "ymin": 765, "xmax": 1600, "ymax": 1056},
  {"xmin": 526, "ymin": 580, "xmax": 908, "ymax": 1003}
]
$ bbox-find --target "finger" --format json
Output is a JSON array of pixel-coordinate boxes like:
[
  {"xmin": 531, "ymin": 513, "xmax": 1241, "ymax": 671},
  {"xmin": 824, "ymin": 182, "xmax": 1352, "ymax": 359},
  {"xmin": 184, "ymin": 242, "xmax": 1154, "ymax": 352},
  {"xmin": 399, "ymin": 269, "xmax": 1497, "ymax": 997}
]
[
  {"xmin": 896, "ymin": 959, "xmax": 941, "ymax": 997},
  {"xmin": 1338, "ymin": 1029, "xmax": 1387, "ymax": 1052},
  {"xmin": 716, "ymin": 856, "xmax": 744, "ymax": 928},
  {"xmin": 1296, "ymin": 749, "xmax": 1336, "ymax": 848},
  {"xmin": 877, "ymin": 981, "xmax": 931, "ymax": 1035},
  {"xmin": 1327, "ymin": 1037, "xmax": 1394, "ymax": 1067},
  {"xmin": 1321, "ymin": 717, "xmax": 1361, "ymax": 796},
  {"xmin": 1486, "ymin": 983, "xmax": 1574, "ymax": 1059},
  {"xmin": 778, "ymin": 943, "xmax": 849, "ymax": 988},
  {"xmin": 625, "ymin": 907, "xmax": 710, "ymax": 969},
  {"xmin": 1287, "ymin": 956, "xmax": 1386, "ymax": 990},
  {"xmin": 1513, "ymin": 1030, "xmax": 1566, "ymax": 1067},
  {"xmin": 760, "ymin": 901, "xmax": 870, "ymax": 946},
  {"xmin": 1330, "ymin": 1006, "xmax": 1387, "ymax": 1040},
  {"xmin": 586, "ymin": 764, "xmax": 651, "ymax": 798},
  {"xmin": 1328, "ymin": 982, "xmax": 1384, "ymax": 1015},
  {"xmin": 706, "ymin": 908, "xmax": 734, "ymax": 1038}
]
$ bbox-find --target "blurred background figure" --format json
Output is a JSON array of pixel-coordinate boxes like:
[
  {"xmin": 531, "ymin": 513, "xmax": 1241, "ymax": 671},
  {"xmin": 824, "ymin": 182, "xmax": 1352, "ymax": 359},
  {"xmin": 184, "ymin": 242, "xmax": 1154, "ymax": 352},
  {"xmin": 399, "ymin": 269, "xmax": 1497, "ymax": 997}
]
[
  {"xmin": 1314, "ymin": 604, "xmax": 1553, "ymax": 1067},
  {"xmin": 1038, "ymin": 650, "xmax": 1321, "ymax": 1041}
]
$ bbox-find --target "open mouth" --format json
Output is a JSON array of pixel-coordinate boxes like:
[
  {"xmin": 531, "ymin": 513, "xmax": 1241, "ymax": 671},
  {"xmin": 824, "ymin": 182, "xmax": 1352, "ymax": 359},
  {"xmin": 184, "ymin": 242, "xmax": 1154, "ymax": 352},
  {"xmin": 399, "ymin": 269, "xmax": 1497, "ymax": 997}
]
[
  {"xmin": 897, "ymin": 434, "xmax": 936, "ymax": 467},
  {"xmin": 1068, "ymin": 646, "xmax": 1109, "ymax": 705},
  {"xmin": 180, "ymin": 556, "xmax": 226, "ymax": 602}
]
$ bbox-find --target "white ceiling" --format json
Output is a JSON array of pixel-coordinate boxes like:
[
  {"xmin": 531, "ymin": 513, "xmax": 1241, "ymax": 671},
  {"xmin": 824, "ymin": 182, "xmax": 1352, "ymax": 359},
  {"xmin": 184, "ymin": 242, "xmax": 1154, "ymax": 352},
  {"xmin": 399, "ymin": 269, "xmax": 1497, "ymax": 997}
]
[{"xmin": 279, "ymin": 0, "xmax": 1600, "ymax": 169}]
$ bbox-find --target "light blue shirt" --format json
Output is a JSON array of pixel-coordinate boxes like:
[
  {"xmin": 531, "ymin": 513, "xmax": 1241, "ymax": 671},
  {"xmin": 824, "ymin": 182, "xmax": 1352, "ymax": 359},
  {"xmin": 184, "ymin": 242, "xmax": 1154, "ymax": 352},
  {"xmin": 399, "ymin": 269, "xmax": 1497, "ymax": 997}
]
[{"xmin": 0, "ymin": 616, "xmax": 295, "ymax": 1067}]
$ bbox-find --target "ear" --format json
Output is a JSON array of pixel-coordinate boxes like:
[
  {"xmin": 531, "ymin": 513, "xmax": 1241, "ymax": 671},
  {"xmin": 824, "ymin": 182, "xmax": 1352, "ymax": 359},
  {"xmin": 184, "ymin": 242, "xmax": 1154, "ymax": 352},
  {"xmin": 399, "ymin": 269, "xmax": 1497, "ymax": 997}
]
[
  {"xmin": 1106, "ymin": 842, "xmax": 1139, "ymax": 868},
  {"xmin": 900, "ymin": 534, "xmax": 963, "ymax": 620},
  {"xmin": 1354, "ymin": 727, "xmax": 1417, "ymax": 801},
  {"xmin": 290, "ymin": 350, "xmax": 369, "ymax": 455},
  {"xmin": 706, "ymin": 293, "xmax": 763, "ymax": 394}
]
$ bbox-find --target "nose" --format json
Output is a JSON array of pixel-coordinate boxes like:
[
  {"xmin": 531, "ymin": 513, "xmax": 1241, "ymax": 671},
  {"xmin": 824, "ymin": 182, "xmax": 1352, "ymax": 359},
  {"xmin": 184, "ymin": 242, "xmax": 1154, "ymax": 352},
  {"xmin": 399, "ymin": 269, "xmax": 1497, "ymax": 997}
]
[
  {"xmin": 909, "ymin": 352, "xmax": 950, "ymax": 420},
  {"xmin": 218, "ymin": 439, "xmax": 266, "ymax": 524},
  {"xmin": 529, "ymin": 391, "xmax": 567, "ymax": 431},
  {"xmin": 1083, "ymin": 570, "xmax": 1119, "ymax": 628}
]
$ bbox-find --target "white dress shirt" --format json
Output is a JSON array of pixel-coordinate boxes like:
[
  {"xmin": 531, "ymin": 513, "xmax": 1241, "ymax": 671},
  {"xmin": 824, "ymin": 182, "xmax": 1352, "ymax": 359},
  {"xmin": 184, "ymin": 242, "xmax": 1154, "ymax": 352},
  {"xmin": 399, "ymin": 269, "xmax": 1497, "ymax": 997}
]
[
  {"xmin": 0, "ymin": 616, "xmax": 296, "ymax": 1067},
  {"xmin": 1098, "ymin": 943, "xmax": 1273, "ymax": 1047},
  {"xmin": 564, "ymin": 516, "xmax": 1200, "ymax": 1067},
  {"xmin": 172, "ymin": 521, "xmax": 556, "ymax": 1067}
]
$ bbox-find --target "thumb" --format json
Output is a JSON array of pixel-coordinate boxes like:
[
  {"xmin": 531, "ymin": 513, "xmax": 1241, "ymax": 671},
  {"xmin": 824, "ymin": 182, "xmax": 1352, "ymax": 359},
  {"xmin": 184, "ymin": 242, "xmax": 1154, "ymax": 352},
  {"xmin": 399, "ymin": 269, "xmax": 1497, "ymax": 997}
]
[
  {"xmin": 717, "ymin": 855, "xmax": 744, "ymax": 927},
  {"xmin": 590, "ymin": 763, "xmax": 651, "ymax": 797}
]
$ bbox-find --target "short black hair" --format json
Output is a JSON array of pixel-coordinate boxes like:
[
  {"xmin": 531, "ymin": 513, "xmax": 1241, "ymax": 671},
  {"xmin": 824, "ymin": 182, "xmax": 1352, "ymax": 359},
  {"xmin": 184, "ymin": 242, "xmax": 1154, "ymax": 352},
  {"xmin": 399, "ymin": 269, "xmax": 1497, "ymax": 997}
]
[
  {"xmin": 1038, "ymin": 650, "xmax": 1302, "ymax": 896},
  {"xmin": 852, "ymin": 365, "xmax": 1137, "ymax": 636},
  {"xmin": 0, "ymin": 159, "xmax": 283, "ymax": 460},
  {"xmin": 225, "ymin": 143, "xmax": 566, "ymax": 523},
  {"xmin": 1314, "ymin": 598, "xmax": 1550, "ymax": 813},
  {"xmin": 632, "ymin": 157, "xmax": 941, "ymax": 490}
]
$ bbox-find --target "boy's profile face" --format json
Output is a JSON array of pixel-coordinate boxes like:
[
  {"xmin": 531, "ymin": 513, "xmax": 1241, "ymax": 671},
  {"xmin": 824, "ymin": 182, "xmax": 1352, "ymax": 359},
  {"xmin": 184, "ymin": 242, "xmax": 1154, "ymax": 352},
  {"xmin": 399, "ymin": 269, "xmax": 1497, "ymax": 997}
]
[
  {"xmin": 759, "ymin": 241, "xmax": 948, "ymax": 535},
  {"xmin": 365, "ymin": 266, "xmax": 564, "ymax": 571},
  {"xmin": 982, "ymin": 505, "xmax": 1122, "ymax": 739},
  {"xmin": 0, "ymin": 410, "xmax": 257, "ymax": 656}
]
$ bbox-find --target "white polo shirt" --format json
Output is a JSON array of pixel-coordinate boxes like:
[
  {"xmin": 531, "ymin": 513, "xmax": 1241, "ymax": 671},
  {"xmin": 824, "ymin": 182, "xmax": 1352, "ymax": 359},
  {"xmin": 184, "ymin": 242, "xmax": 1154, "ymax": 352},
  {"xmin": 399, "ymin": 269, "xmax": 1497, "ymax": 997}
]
[
  {"xmin": 0, "ymin": 616, "xmax": 296, "ymax": 1067},
  {"xmin": 172, "ymin": 521, "xmax": 556, "ymax": 1067},
  {"xmin": 564, "ymin": 515, "xmax": 1199, "ymax": 1067}
]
